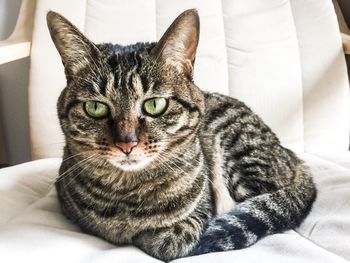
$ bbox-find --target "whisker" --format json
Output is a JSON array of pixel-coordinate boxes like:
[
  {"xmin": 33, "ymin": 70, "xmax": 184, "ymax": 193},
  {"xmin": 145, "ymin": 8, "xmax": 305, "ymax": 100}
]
[{"xmin": 56, "ymin": 153, "xmax": 98, "ymax": 183}]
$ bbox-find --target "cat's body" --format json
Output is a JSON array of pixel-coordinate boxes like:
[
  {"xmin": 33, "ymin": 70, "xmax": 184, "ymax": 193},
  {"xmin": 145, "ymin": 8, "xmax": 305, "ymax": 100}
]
[{"xmin": 48, "ymin": 9, "xmax": 316, "ymax": 262}]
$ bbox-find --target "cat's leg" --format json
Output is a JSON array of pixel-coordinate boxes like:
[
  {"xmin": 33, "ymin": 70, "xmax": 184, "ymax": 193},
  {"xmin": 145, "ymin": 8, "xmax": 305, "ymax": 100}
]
[{"xmin": 132, "ymin": 216, "xmax": 205, "ymax": 261}]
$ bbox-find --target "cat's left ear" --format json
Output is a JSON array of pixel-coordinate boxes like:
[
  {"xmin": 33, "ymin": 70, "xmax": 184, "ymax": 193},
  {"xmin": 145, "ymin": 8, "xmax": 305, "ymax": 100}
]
[
  {"xmin": 150, "ymin": 9, "xmax": 200, "ymax": 78},
  {"xmin": 47, "ymin": 11, "xmax": 101, "ymax": 77}
]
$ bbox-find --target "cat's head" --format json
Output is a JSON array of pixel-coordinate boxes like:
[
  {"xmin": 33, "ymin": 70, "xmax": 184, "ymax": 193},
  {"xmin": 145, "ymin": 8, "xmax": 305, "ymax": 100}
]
[{"xmin": 47, "ymin": 9, "xmax": 205, "ymax": 171}]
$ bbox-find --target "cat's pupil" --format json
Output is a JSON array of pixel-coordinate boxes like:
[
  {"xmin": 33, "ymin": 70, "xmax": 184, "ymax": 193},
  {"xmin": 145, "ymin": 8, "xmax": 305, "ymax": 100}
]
[
  {"xmin": 94, "ymin": 102, "xmax": 97, "ymax": 111},
  {"xmin": 153, "ymin": 100, "xmax": 156, "ymax": 109}
]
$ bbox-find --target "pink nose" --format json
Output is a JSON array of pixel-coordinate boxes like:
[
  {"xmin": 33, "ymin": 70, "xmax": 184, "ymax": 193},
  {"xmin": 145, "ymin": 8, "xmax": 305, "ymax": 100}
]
[{"xmin": 115, "ymin": 141, "xmax": 138, "ymax": 155}]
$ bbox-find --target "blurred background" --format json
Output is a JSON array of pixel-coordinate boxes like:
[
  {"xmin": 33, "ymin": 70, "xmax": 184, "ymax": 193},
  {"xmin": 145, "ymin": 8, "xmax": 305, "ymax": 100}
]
[{"xmin": 0, "ymin": 0, "xmax": 31, "ymax": 166}]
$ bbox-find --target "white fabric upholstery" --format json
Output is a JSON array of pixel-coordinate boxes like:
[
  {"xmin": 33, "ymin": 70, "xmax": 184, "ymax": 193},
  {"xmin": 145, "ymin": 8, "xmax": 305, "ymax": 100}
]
[
  {"xmin": 290, "ymin": 0, "xmax": 350, "ymax": 154},
  {"xmin": 29, "ymin": 0, "xmax": 349, "ymax": 159},
  {"xmin": 1, "ymin": 155, "xmax": 350, "ymax": 263}
]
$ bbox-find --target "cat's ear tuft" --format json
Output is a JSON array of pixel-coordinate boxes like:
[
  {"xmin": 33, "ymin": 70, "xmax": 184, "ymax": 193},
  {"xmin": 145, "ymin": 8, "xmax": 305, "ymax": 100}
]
[
  {"xmin": 150, "ymin": 9, "xmax": 200, "ymax": 78},
  {"xmin": 46, "ymin": 11, "xmax": 101, "ymax": 76}
]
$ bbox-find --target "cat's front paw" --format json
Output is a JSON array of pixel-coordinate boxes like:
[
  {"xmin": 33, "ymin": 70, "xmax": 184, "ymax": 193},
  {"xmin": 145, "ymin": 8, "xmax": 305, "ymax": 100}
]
[{"xmin": 133, "ymin": 226, "xmax": 198, "ymax": 261}]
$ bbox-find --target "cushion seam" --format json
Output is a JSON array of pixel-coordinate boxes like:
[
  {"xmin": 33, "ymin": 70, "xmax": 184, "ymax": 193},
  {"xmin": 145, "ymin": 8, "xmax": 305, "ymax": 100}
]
[
  {"xmin": 3, "ymin": 185, "xmax": 54, "ymax": 225},
  {"xmin": 288, "ymin": 0, "xmax": 306, "ymax": 152},
  {"xmin": 306, "ymin": 153, "xmax": 350, "ymax": 171},
  {"xmin": 293, "ymin": 230, "xmax": 349, "ymax": 262}
]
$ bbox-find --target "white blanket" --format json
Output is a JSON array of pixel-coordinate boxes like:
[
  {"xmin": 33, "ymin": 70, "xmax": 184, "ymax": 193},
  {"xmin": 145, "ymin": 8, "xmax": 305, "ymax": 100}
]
[{"xmin": 0, "ymin": 153, "xmax": 349, "ymax": 263}]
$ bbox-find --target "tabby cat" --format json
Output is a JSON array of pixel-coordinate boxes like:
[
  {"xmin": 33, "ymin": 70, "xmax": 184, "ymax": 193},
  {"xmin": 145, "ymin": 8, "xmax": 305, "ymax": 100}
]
[{"xmin": 47, "ymin": 9, "xmax": 316, "ymax": 261}]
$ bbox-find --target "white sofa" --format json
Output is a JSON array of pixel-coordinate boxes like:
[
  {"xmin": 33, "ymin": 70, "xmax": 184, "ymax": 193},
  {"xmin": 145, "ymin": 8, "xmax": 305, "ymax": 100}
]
[{"xmin": 0, "ymin": 0, "xmax": 349, "ymax": 262}]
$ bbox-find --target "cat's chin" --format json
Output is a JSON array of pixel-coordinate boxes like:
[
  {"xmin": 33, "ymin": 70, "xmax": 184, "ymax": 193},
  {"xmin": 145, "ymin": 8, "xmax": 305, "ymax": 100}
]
[{"xmin": 107, "ymin": 158, "xmax": 150, "ymax": 172}]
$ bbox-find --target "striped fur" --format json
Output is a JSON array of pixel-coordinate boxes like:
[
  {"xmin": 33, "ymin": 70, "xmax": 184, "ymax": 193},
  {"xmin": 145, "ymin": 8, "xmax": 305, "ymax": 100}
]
[{"xmin": 47, "ymin": 9, "xmax": 316, "ymax": 262}]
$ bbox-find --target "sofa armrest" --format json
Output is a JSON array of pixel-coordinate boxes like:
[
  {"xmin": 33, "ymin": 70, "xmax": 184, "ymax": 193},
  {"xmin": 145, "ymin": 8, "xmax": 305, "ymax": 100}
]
[
  {"xmin": 0, "ymin": 0, "xmax": 36, "ymax": 65},
  {"xmin": 342, "ymin": 33, "xmax": 350, "ymax": 55},
  {"xmin": 0, "ymin": 40, "xmax": 31, "ymax": 65}
]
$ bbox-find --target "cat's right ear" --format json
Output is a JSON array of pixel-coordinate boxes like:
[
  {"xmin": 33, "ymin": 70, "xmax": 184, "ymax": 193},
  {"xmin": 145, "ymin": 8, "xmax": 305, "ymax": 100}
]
[
  {"xmin": 150, "ymin": 9, "xmax": 200, "ymax": 78},
  {"xmin": 46, "ymin": 11, "xmax": 101, "ymax": 76}
]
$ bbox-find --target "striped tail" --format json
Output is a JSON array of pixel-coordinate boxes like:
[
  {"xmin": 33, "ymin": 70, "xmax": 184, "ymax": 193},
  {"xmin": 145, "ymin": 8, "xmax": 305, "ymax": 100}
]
[{"xmin": 189, "ymin": 169, "xmax": 316, "ymax": 256}]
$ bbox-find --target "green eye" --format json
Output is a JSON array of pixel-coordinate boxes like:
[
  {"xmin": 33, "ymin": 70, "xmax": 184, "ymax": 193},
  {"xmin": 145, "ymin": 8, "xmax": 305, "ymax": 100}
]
[
  {"xmin": 143, "ymin": 98, "xmax": 168, "ymax": 117},
  {"xmin": 84, "ymin": 101, "xmax": 109, "ymax": 118}
]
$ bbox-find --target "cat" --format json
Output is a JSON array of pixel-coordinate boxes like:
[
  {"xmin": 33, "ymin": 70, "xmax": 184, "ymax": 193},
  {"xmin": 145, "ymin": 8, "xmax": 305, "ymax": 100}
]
[{"xmin": 47, "ymin": 9, "xmax": 316, "ymax": 262}]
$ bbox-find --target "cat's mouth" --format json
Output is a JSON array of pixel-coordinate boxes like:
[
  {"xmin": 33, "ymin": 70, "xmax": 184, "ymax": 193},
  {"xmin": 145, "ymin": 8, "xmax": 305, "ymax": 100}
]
[
  {"xmin": 106, "ymin": 143, "xmax": 157, "ymax": 171},
  {"xmin": 120, "ymin": 159, "xmax": 138, "ymax": 165},
  {"xmin": 108, "ymin": 155, "xmax": 151, "ymax": 171}
]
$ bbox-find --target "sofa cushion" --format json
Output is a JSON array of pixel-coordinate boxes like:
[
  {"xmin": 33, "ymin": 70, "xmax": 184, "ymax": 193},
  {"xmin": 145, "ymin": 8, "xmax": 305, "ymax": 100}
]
[{"xmin": 0, "ymin": 153, "xmax": 349, "ymax": 262}]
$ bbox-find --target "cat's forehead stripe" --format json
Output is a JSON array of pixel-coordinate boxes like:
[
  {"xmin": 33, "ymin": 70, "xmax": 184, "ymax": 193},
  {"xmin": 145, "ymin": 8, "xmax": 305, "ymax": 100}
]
[
  {"xmin": 98, "ymin": 76, "xmax": 108, "ymax": 95},
  {"xmin": 140, "ymin": 74, "xmax": 150, "ymax": 93}
]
